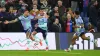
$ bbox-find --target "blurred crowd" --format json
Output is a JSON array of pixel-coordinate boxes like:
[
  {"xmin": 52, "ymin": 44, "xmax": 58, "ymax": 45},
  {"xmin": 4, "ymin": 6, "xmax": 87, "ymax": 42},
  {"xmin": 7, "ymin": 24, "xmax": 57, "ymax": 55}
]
[{"xmin": 0, "ymin": 0, "xmax": 100, "ymax": 32}]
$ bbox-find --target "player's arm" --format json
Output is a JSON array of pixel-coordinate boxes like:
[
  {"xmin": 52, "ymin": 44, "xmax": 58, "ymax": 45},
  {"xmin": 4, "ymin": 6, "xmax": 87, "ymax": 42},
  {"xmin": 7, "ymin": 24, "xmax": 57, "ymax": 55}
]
[
  {"xmin": 4, "ymin": 18, "xmax": 18, "ymax": 24},
  {"xmin": 35, "ymin": 15, "xmax": 49, "ymax": 19},
  {"xmin": 35, "ymin": 16, "xmax": 43, "ymax": 19},
  {"xmin": 44, "ymin": 12, "xmax": 49, "ymax": 19},
  {"xmin": 80, "ymin": 18, "xmax": 84, "ymax": 28},
  {"xmin": 4, "ymin": 15, "xmax": 23, "ymax": 24},
  {"xmin": 35, "ymin": 12, "xmax": 49, "ymax": 19},
  {"xmin": 74, "ymin": 24, "xmax": 84, "ymax": 28},
  {"xmin": 9, "ymin": 18, "xmax": 18, "ymax": 23},
  {"xmin": 80, "ymin": 24, "xmax": 84, "ymax": 28}
]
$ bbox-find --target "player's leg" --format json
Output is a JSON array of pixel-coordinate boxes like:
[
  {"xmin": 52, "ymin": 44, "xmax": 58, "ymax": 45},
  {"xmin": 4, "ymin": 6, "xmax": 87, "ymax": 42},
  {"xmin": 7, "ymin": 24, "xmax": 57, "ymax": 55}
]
[
  {"xmin": 81, "ymin": 33, "xmax": 98, "ymax": 47},
  {"xmin": 66, "ymin": 33, "xmax": 78, "ymax": 52},
  {"xmin": 26, "ymin": 31, "xmax": 31, "ymax": 39},
  {"xmin": 30, "ymin": 31, "xmax": 37, "ymax": 41},
  {"xmin": 41, "ymin": 30, "xmax": 48, "ymax": 51},
  {"xmin": 23, "ymin": 30, "xmax": 32, "ymax": 45},
  {"xmin": 25, "ymin": 27, "xmax": 35, "ymax": 41},
  {"xmin": 80, "ymin": 33, "xmax": 90, "ymax": 40},
  {"xmin": 70, "ymin": 33, "xmax": 78, "ymax": 48},
  {"xmin": 30, "ymin": 27, "xmax": 43, "ymax": 46}
]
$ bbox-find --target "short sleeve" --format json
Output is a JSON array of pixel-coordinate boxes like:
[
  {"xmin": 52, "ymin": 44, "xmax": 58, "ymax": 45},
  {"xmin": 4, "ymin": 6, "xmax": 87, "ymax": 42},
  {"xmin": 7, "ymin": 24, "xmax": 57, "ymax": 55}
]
[{"xmin": 29, "ymin": 15, "xmax": 34, "ymax": 20}]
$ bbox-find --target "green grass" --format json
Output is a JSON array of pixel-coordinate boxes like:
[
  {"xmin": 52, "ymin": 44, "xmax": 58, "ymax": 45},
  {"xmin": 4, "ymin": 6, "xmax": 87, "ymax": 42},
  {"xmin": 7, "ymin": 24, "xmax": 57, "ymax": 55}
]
[{"xmin": 0, "ymin": 50, "xmax": 100, "ymax": 56}]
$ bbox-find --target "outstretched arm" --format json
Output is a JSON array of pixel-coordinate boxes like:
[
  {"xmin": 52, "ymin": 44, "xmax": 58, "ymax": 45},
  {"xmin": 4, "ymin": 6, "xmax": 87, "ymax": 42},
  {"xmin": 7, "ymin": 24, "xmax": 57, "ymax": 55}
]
[{"xmin": 4, "ymin": 18, "xmax": 18, "ymax": 24}]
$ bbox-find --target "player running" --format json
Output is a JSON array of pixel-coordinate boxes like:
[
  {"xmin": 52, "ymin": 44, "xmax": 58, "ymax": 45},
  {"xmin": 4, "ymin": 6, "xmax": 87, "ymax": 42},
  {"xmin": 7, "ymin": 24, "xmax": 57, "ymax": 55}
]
[
  {"xmin": 30, "ymin": 9, "xmax": 49, "ymax": 51},
  {"xmin": 65, "ymin": 11, "xmax": 97, "ymax": 52}
]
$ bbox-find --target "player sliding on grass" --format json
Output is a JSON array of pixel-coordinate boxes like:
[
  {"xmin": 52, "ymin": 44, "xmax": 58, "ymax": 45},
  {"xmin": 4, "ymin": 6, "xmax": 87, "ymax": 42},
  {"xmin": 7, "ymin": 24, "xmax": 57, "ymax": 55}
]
[
  {"xmin": 65, "ymin": 11, "xmax": 97, "ymax": 52},
  {"xmin": 30, "ymin": 9, "xmax": 49, "ymax": 51}
]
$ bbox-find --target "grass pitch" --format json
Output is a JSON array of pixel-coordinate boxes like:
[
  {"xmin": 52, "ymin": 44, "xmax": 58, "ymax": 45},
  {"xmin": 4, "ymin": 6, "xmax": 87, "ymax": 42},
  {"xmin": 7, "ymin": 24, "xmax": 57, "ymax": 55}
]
[{"xmin": 0, "ymin": 50, "xmax": 100, "ymax": 56}]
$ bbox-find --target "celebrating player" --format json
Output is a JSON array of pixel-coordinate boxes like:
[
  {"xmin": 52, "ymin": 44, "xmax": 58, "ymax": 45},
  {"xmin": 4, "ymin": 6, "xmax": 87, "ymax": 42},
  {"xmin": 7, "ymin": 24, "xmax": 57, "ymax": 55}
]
[
  {"xmin": 65, "ymin": 11, "xmax": 97, "ymax": 52},
  {"xmin": 4, "ymin": 10, "xmax": 35, "ymax": 42},
  {"xmin": 31, "ymin": 9, "xmax": 49, "ymax": 51}
]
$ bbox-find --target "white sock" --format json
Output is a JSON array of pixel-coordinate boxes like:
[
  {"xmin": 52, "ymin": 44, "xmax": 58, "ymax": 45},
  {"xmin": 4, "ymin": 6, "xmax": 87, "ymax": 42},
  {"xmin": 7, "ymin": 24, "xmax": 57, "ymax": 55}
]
[
  {"xmin": 27, "ymin": 39, "xmax": 31, "ymax": 44},
  {"xmin": 69, "ymin": 45, "xmax": 73, "ymax": 49},
  {"xmin": 34, "ymin": 36, "xmax": 40, "ymax": 42},
  {"xmin": 27, "ymin": 39, "xmax": 32, "ymax": 47}
]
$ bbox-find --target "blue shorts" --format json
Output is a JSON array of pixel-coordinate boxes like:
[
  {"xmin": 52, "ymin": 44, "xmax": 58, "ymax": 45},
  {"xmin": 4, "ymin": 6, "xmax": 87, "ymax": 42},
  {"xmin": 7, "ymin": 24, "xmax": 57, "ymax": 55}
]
[{"xmin": 24, "ymin": 27, "xmax": 33, "ymax": 33}]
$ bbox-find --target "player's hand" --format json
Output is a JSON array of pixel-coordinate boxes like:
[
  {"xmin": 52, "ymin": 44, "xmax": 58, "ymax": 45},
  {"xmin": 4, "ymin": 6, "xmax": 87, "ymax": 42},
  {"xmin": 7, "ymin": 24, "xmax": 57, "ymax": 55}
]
[
  {"xmin": 4, "ymin": 20, "xmax": 9, "ymax": 24},
  {"xmin": 74, "ymin": 25, "xmax": 80, "ymax": 28},
  {"xmin": 81, "ymin": 24, "xmax": 84, "ymax": 28}
]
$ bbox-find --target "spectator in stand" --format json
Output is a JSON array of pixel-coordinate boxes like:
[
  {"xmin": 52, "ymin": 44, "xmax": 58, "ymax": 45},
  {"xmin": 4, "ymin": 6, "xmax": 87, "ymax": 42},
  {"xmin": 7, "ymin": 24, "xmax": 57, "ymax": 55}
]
[
  {"xmin": 62, "ymin": 8, "xmax": 75, "ymax": 23},
  {"xmin": 71, "ymin": 0, "xmax": 78, "ymax": 12},
  {"xmin": 51, "ymin": 18, "xmax": 62, "ymax": 32},
  {"xmin": 83, "ymin": 0, "xmax": 89, "ymax": 17},
  {"xmin": 57, "ymin": 0, "xmax": 66, "ymax": 32},
  {"xmin": 18, "ymin": 4, "xmax": 27, "ymax": 15},
  {"xmin": 48, "ymin": 6, "xmax": 59, "ymax": 32},
  {"xmin": 62, "ymin": 0, "xmax": 70, "ymax": 8},
  {"xmin": 1, "ymin": 7, "xmax": 9, "ymax": 32},
  {"xmin": 47, "ymin": 0, "xmax": 58, "ymax": 9},
  {"xmin": 19, "ymin": 0, "xmax": 28, "ymax": 6},
  {"xmin": 40, "ymin": 0, "xmax": 48, "ymax": 9},
  {"xmin": 50, "ymin": 6, "xmax": 59, "ymax": 17},
  {"xmin": 7, "ymin": 7, "xmax": 22, "ymax": 32},
  {"xmin": 66, "ymin": 14, "xmax": 73, "ymax": 32},
  {"xmin": 78, "ymin": 0, "xmax": 83, "ymax": 12},
  {"xmin": 23, "ymin": 0, "xmax": 32, "ymax": 10},
  {"xmin": 57, "ymin": 0, "xmax": 65, "ymax": 17},
  {"xmin": 31, "ymin": 4, "xmax": 39, "ymax": 12},
  {"xmin": 0, "ymin": 0, "xmax": 6, "ymax": 7},
  {"xmin": 5, "ymin": 0, "xmax": 20, "ymax": 11},
  {"xmin": 0, "ymin": 7, "xmax": 3, "ymax": 32},
  {"xmin": 62, "ymin": 8, "xmax": 76, "ymax": 32},
  {"xmin": 50, "ymin": 6, "xmax": 59, "ymax": 22},
  {"xmin": 67, "ymin": 8, "xmax": 75, "ymax": 18},
  {"xmin": 89, "ymin": 0, "xmax": 98, "ymax": 30},
  {"xmin": 32, "ymin": 0, "xmax": 41, "ymax": 10},
  {"xmin": 32, "ymin": 0, "xmax": 42, "ymax": 6}
]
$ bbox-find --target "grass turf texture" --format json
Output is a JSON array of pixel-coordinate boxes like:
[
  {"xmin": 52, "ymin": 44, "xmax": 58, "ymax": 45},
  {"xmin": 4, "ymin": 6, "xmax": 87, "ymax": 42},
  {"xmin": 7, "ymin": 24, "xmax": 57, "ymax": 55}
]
[{"xmin": 0, "ymin": 50, "xmax": 100, "ymax": 56}]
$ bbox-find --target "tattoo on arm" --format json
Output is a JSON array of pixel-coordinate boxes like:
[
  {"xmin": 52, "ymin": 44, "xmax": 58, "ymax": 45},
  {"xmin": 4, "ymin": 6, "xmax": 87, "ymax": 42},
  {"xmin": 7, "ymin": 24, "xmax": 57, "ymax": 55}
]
[{"xmin": 9, "ymin": 18, "xmax": 18, "ymax": 23}]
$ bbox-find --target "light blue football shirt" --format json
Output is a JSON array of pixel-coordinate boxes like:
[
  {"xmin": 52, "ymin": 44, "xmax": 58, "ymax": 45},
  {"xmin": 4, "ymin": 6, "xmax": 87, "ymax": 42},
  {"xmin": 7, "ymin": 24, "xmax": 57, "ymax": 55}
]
[
  {"xmin": 18, "ymin": 15, "xmax": 34, "ymax": 31},
  {"xmin": 38, "ymin": 17, "xmax": 48, "ymax": 31}
]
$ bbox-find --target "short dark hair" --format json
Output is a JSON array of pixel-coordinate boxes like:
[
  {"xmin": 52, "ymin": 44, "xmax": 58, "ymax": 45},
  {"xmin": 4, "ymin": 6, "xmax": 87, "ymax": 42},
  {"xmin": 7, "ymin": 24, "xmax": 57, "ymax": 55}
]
[
  {"xmin": 74, "ymin": 11, "xmax": 80, "ymax": 15},
  {"xmin": 23, "ymin": 9, "xmax": 28, "ymax": 13}
]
